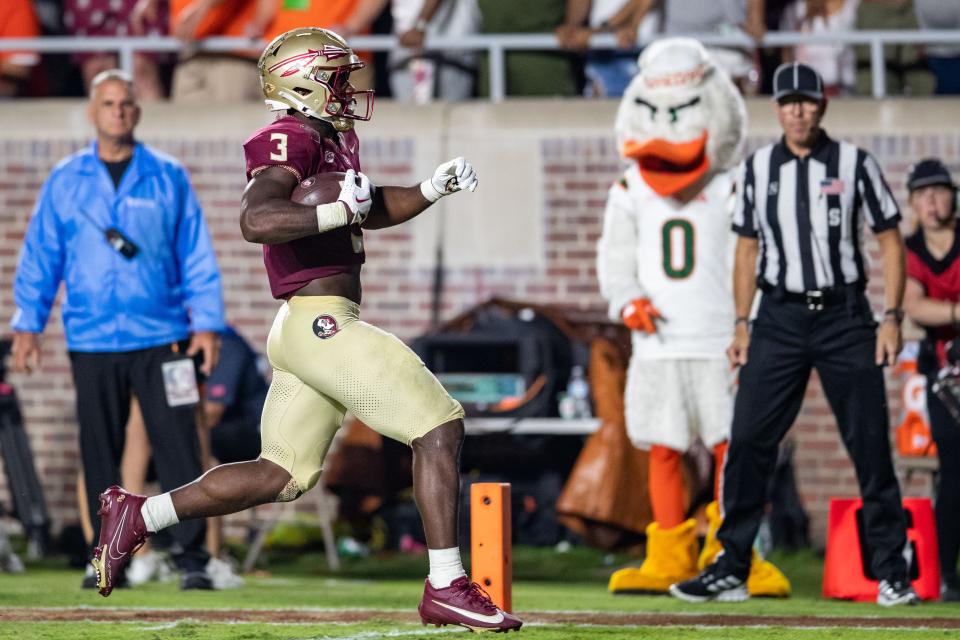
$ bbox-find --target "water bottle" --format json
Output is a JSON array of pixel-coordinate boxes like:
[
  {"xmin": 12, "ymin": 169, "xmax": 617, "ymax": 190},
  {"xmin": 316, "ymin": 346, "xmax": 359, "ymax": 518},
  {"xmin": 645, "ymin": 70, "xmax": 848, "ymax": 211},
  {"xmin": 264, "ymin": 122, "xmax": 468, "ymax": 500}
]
[{"xmin": 567, "ymin": 366, "xmax": 592, "ymax": 419}]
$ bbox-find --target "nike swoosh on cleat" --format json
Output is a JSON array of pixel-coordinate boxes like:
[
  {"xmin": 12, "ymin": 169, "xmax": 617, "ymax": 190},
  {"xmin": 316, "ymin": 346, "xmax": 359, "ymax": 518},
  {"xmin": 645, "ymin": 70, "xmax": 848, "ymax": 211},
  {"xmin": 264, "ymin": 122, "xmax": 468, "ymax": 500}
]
[
  {"xmin": 356, "ymin": 197, "xmax": 369, "ymax": 203},
  {"xmin": 431, "ymin": 600, "xmax": 505, "ymax": 624},
  {"xmin": 106, "ymin": 505, "xmax": 129, "ymax": 562}
]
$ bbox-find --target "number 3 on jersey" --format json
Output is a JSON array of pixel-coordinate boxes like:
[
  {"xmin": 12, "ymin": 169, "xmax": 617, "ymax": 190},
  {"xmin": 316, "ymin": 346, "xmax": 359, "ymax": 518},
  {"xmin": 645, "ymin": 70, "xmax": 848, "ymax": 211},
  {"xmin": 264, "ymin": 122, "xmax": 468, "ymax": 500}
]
[
  {"xmin": 661, "ymin": 218, "xmax": 695, "ymax": 279},
  {"xmin": 270, "ymin": 133, "xmax": 288, "ymax": 161}
]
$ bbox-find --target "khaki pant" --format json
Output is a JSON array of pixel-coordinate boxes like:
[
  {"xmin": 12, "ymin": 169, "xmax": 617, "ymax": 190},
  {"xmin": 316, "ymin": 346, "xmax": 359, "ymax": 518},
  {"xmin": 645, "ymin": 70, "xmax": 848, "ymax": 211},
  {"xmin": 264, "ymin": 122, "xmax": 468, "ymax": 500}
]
[{"xmin": 172, "ymin": 56, "xmax": 262, "ymax": 103}]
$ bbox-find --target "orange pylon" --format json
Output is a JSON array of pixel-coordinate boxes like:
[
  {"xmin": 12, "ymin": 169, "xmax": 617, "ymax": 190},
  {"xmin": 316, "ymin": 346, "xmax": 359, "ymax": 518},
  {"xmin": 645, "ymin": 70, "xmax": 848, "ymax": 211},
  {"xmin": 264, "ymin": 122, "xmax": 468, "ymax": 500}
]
[{"xmin": 470, "ymin": 482, "xmax": 512, "ymax": 612}]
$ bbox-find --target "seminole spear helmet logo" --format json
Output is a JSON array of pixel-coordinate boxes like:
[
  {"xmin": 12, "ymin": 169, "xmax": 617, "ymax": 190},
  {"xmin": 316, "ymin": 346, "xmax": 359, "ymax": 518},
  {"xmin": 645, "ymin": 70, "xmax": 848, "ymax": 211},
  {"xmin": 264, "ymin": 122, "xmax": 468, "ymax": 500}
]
[{"xmin": 269, "ymin": 45, "xmax": 351, "ymax": 78}]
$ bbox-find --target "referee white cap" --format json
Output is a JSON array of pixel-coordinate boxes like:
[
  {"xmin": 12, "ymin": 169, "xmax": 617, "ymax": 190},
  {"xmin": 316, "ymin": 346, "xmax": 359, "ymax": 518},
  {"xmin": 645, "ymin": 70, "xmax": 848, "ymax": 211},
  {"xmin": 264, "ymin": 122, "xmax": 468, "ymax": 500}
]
[{"xmin": 772, "ymin": 62, "xmax": 824, "ymax": 102}]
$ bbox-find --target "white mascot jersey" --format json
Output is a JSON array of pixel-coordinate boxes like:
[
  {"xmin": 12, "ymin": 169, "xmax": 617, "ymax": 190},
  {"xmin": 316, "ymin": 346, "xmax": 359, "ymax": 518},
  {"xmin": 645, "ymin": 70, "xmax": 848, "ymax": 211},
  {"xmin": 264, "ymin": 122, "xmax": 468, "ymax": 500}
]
[{"xmin": 597, "ymin": 38, "xmax": 747, "ymax": 360}]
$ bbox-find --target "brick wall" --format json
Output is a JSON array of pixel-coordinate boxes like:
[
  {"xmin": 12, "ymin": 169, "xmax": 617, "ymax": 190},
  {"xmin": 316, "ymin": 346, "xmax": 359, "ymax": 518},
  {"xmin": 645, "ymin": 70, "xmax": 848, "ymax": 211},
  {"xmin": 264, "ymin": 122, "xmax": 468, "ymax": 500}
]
[{"xmin": 0, "ymin": 99, "xmax": 954, "ymax": 549}]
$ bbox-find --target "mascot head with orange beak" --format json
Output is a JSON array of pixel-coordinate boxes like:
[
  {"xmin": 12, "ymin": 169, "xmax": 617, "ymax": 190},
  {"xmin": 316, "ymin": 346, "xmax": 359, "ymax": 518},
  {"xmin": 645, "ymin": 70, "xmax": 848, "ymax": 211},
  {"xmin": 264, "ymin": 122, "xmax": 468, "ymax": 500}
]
[{"xmin": 616, "ymin": 38, "xmax": 746, "ymax": 197}]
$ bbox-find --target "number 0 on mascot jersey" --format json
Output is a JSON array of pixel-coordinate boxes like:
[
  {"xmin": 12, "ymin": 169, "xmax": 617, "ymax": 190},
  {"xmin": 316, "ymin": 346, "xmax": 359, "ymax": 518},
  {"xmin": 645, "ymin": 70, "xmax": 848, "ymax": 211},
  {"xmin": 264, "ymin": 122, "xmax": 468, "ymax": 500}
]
[{"xmin": 597, "ymin": 38, "xmax": 790, "ymax": 597}]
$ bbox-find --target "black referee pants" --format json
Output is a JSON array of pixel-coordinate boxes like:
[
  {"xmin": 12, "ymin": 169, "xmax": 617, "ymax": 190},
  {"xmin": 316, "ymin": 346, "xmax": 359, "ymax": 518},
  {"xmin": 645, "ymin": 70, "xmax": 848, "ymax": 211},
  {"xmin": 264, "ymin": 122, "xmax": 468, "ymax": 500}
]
[
  {"xmin": 70, "ymin": 343, "xmax": 208, "ymax": 573},
  {"xmin": 926, "ymin": 376, "xmax": 960, "ymax": 585},
  {"xmin": 716, "ymin": 293, "xmax": 909, "ymax": 581}
]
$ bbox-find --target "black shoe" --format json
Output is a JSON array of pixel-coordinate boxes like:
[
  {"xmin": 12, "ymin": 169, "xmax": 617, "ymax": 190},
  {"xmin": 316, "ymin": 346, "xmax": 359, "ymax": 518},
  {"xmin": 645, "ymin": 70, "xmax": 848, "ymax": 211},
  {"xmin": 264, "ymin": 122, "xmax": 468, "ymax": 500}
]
[
  {"xmin": 941, "ymin": 577, "xmax": 960, "ymax": 603},
  {"xmin": 82, "ymin": 571, "xmax": 98, "ymax": 589},
  {"xmin": 877, "ymin": 577, "xmax": 919, "ymax": 606},
  {"xmin": 181, "ymin": 570, "xmax": 214, "ymax": 590},
  {"xmin": 668, "ymin": 564, "xmax": 748, "ymax": 603}
]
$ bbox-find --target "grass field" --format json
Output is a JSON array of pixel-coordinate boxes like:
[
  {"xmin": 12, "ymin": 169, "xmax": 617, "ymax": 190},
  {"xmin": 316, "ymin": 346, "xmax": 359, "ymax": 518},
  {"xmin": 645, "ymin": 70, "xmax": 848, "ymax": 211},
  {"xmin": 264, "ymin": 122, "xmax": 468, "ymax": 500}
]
[{"xmin": 0, "ymin": 546, "xmax": 958, "ymax": 639}]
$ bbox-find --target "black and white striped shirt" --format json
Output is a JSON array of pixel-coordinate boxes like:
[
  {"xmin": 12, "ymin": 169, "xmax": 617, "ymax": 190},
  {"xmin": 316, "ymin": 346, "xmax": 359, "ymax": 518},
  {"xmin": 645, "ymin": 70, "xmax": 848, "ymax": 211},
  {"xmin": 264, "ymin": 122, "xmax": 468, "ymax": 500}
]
[{"xmin": 732, "ymin": 131, "xmax": 900, "ymax": 293}]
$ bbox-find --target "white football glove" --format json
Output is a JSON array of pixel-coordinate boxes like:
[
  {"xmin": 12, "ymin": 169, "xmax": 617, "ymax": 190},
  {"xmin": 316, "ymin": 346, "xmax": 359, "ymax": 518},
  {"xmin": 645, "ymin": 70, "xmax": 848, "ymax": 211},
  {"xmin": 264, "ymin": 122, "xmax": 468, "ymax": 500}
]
[
  {"xmin": 337, "ymin": 169, "xmax": 373, "ymax": 225},
  {"xmin": 420, "ymin": 157, "xmax": 479, "ymax": 203}
]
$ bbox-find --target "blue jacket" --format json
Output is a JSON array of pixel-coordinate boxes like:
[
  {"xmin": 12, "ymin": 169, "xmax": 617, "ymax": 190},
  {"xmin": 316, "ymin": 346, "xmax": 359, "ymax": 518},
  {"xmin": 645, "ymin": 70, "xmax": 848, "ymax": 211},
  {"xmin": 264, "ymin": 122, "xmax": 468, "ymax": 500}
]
[{"xmin": 11, "ymin": 141, "xmax": 225, "ymax": 352}]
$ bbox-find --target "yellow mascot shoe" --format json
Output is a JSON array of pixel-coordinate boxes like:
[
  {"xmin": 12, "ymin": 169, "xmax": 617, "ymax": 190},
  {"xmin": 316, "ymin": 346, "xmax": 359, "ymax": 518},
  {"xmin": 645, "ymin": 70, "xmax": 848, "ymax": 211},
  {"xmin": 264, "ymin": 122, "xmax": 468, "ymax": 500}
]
[
  {"xmin": 609, "ymin": 519, "xmax": 699, "ymax": 594},
  {"xmin": 697, "ymin": 501, "xmax": 723, "ymax": 570},
  {"xmin": 746, "ymin": 554, "xmax": 791, "ymax": 598},
  {"xmin": 696, "ymin": 502, "xmax": 791, "ymax": 597}
]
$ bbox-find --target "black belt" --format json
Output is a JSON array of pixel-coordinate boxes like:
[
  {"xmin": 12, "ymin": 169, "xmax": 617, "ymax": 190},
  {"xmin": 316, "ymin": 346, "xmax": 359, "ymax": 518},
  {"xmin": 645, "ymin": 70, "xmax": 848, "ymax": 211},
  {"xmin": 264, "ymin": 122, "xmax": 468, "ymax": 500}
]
[{"xmin": 760, "ymin": 283, "xmax": 861, "ymax": 311}]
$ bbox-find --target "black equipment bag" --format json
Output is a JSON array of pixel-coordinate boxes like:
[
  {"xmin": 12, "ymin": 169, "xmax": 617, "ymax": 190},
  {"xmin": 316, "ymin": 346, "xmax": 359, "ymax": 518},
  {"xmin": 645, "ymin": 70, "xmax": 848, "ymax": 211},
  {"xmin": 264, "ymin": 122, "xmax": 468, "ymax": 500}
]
[{"xmin": 0, "ymin": 340, "xmax": 50, "ymax": 556}]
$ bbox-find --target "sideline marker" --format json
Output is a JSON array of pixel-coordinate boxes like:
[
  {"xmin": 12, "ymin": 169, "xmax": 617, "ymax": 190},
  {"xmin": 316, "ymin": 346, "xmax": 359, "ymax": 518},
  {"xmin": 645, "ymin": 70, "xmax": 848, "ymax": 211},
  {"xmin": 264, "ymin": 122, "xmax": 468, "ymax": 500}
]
[{"xmin": 470, "ymin": 482, "xmax": 512, "ymax": 612}]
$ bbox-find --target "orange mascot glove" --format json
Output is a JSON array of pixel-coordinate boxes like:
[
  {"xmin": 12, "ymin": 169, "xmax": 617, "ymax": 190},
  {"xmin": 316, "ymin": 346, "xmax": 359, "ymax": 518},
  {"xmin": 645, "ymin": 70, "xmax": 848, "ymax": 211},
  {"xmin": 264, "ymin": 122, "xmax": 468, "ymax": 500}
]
[{"xmin": 622, "ymin": 297, "xmax": 663, "ymax": 334}]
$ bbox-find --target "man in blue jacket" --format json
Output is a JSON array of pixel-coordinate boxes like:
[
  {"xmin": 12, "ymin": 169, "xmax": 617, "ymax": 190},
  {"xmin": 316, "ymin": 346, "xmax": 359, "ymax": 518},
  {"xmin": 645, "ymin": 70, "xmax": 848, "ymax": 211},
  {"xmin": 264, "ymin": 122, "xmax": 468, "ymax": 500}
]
[{"xmin": 10, "ymin": 69, "xmax": 225, "ymax": 590}]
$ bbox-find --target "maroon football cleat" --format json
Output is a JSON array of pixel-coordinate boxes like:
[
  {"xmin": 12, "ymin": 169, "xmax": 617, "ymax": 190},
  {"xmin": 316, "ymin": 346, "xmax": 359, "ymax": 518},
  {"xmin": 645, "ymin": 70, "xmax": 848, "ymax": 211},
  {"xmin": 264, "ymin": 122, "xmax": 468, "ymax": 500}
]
[
  {"xmin": 90, "ymin": 486, "xmax": 150, "ymax": 597},
  {"xmin": 418, "ymin": 576, "xmax": 523, "ymax": 633}
]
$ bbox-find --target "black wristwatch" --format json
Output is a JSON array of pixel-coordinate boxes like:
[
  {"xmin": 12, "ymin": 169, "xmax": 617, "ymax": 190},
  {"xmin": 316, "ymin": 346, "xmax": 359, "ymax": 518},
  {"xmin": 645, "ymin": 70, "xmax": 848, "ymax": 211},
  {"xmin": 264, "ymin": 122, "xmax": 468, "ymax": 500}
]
[{"xmin": 883, "ymin": 308, "xmax": 904, "ymax": 324}]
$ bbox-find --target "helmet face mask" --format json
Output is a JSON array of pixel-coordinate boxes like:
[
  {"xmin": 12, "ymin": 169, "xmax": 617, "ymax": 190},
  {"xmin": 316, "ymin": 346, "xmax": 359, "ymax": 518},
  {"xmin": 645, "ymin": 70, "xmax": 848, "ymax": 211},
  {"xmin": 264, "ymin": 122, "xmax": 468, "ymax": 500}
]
[
  {"xmin": 259, "ymin": 28, "xmax": 374, "ymax": 131},
  {"xmin": 317, "ymin": 64, "xmax": 372, "ymax": 122}
]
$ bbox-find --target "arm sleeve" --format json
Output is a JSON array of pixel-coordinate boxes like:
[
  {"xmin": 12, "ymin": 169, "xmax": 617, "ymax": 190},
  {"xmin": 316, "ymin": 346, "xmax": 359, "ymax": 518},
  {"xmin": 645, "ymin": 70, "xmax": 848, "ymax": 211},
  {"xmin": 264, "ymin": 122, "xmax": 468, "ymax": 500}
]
[
  {"xmin": 731, "ymin": 158, "xmax": 758, "ymax": 237},
  {"xmin": 11, "ymin": 176, "xmax": 64, "ymax": 333},
  {"xmin": 857, "ymin": 150, "xmax": 901, "ymax": 232},
  {"xmin": 596, "ymin": 179, "xmax": 645, "ymax": 322},
  {"xmin": 244, "ymin": 125, "xmax": 316, "ymax": 182},
  {"xmin": 174, "ymin": 166, "xmax": 225, "ymax": 333}
]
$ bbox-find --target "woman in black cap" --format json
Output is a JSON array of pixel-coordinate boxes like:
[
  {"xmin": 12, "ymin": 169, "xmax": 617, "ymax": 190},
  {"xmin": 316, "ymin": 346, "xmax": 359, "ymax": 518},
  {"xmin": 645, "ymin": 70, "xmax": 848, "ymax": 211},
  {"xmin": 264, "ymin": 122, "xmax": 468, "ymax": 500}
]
[{"xmin": 903, "ymin": 158, "xmax": 960, "ymax": 602}]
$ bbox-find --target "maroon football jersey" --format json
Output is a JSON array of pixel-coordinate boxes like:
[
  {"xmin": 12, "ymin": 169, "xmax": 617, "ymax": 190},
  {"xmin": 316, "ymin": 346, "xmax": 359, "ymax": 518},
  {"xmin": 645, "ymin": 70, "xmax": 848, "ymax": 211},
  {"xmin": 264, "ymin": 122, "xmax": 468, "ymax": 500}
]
[
  {"xmin": 243, "ymin": 115, "xmax": 365, "ymax": 299},
  {"xmin": 906, "ymin": 229, "xmax": 960, "ymax": 364}
]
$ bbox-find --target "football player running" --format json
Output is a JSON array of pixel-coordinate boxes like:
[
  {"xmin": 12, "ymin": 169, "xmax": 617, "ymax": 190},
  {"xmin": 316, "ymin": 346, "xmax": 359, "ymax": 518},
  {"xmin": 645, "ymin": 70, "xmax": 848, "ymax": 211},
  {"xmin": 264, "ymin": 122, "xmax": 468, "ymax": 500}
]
[{"xmin": 91, "ymin": 27, "xmax": 521, "ymax": 633}]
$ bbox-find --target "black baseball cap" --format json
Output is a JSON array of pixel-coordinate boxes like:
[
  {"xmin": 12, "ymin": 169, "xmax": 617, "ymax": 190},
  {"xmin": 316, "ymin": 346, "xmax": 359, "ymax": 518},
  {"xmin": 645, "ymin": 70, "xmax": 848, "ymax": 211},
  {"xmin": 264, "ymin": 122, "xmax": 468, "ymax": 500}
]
[
  {"xmin": 772, "ymin": 62, "xmax": 824, "ymax": 102},
  {"xmin": 907, "ymin": 158, "xmax": 956, "ymax": 192}
]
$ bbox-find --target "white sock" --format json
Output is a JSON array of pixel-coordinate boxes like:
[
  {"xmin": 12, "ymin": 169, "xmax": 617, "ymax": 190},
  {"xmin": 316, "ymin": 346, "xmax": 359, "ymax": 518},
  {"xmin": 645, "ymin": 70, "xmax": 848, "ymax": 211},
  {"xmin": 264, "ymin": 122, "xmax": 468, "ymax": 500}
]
[
  {"xmin": 140, "ymin": 493, "xmax": 179, "ymax": 533},
  {"xmin": 428, "ymin": 547, "xmax": 466, "ymax": 589}
]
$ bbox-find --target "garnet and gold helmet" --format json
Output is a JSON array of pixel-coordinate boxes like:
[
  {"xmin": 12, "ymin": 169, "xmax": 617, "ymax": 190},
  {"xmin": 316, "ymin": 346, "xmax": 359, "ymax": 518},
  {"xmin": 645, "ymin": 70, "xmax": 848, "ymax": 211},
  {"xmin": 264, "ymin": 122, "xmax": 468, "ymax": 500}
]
[{"xmin": 258, "ymin": 27, "xmax": 374, "ymax": 131}]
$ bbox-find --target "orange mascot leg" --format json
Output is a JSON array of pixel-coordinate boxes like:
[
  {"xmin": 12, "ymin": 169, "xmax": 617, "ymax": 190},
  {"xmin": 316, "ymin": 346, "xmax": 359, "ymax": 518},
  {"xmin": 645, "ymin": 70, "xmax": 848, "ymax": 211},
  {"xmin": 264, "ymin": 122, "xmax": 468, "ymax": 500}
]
[
  {"xmin": 649, "ymin": 445, "xmax": 685, "ymax": 528},
  {"xmin": 608, "ymin": 444, "xmax": 697, "ymax": 593},
  {"xmin": 712, "ymin": 441, "xmax": 728, "ymax": 502}
]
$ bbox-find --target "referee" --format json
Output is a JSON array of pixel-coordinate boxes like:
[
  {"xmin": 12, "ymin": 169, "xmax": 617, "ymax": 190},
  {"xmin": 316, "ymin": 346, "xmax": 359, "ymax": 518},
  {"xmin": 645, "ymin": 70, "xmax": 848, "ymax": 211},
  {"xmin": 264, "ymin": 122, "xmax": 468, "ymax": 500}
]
[{"xmin": 670, "ymin": 62, "xmax": 918, "ymax": 606}]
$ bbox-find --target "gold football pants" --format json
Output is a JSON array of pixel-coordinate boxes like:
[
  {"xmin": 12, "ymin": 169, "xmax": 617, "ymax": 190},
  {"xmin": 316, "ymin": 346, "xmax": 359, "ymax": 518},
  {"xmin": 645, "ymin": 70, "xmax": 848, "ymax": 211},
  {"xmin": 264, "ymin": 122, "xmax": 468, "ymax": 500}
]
[{"xmin": 259, "ymin": 296, "xmax": 464, "ymax": 494}]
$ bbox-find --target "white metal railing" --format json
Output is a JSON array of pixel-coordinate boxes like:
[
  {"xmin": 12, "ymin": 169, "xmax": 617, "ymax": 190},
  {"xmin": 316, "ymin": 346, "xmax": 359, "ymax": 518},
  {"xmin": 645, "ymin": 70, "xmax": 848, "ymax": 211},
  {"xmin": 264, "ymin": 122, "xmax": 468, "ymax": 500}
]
[{"xmin": 2, "ymin": 30, "xmax": 960, "ymax": 101}]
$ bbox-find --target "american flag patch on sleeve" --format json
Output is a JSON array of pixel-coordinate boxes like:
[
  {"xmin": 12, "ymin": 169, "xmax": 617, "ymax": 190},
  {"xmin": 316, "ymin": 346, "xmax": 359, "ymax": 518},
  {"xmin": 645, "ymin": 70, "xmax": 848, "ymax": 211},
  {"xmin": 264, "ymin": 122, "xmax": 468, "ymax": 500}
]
[{"xmin": 820, "ymin": 178, "xmax": 845, "ymax": 195}]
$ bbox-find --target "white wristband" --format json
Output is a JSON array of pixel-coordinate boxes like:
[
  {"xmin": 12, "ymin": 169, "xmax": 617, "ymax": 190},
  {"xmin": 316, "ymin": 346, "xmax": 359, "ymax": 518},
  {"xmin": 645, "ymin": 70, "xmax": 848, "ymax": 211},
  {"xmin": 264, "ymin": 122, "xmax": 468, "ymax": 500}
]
[
  {"xmin": 420, "ymin": 179, "xmax": 443, "ymax": 203},
  {"xmin": 316, "ymin": 201, "xmax": 349, "ymax": 233}
]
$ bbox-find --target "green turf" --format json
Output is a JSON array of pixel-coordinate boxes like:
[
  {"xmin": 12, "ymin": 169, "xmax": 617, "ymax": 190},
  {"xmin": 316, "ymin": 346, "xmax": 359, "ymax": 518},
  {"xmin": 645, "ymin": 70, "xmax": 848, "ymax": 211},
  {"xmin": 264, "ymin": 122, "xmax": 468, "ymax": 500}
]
[
  {"xmin": 1, "ymin": 547, "xmax": 958, "ymax": 639},
  {"xmin": 3, "ymin": 547, "xmax": 956, "ymax": 617},
  {"xmin": 0, "ymin": 623, "xmax": 955, "ymax": 640}
]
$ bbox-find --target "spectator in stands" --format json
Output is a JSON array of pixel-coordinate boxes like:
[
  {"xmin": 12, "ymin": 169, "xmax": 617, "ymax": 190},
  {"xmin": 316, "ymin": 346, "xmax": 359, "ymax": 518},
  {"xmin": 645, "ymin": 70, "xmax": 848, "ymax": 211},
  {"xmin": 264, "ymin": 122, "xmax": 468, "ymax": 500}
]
[
  {"xmin": 557, "ymin": 0, "xmax": 661, "ymax": 98},
  {"xmin": 780, "ymin": 0, "xmax": 860, "ymax": 97},
  {"xmin": 854, "ymin": 0, "xmax": 932, "ymax": 97},
  {"xmin": 10, "ymin": 69, "xmax": 224, "ymax": 590},
  {"xmin": 902, "ymin": 158, "xmax": 960, "ymax": 602},
  {"xmin": 758, "ymin": 0, "xmax": 794, "ymax": 94},
  {"xmin": 361, "ymin": 0, "xmax": 481, "ymax": 103},
  {"xmin": 914, "ymin": 0, "xmax": 960, "ymax": 94},
  {"xmin": 478, "ymin": 0, "xmax": 580, "ymax": 96},
  {"xmin": 0, "ymin": 0, "xmax": 42, "ymax": 98},
  {"xmin": 64, "ymin": 0, "xmax": 167, "ymax": 100},
  {"xmin": 661, "ymin": 0, "xmax": 766, "ymax": 94},
  {"xmin": 130, "ymin": 0, "xmax": 273, "ymax": 102}
]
